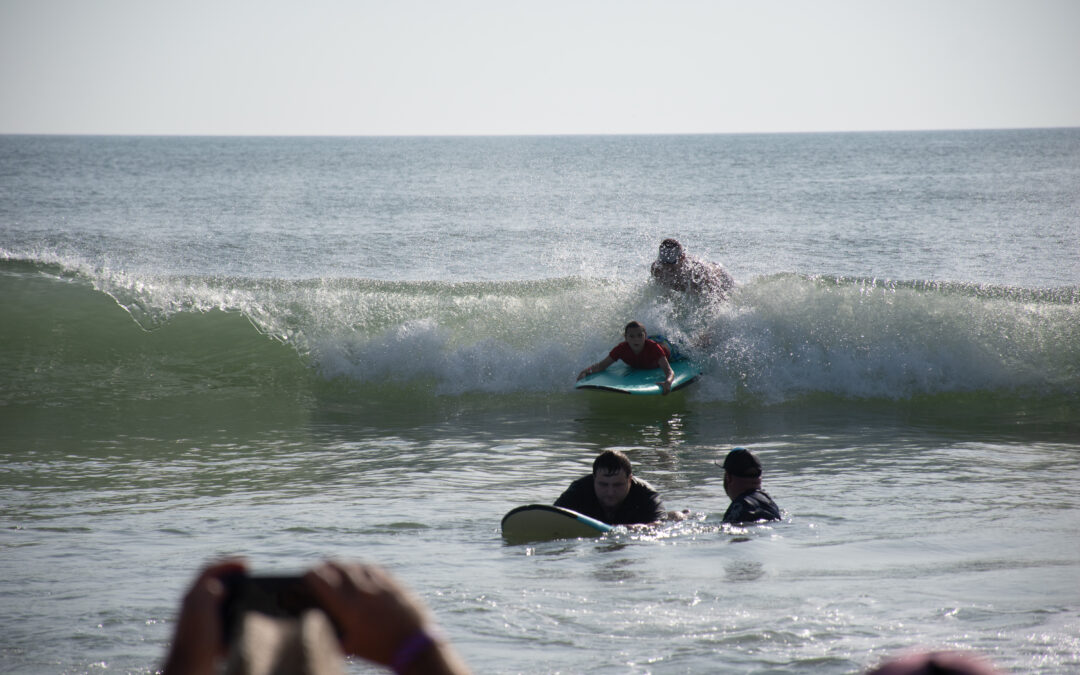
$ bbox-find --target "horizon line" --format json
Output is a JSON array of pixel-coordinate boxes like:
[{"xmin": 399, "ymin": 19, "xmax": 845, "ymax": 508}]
[{"xmin": 3, "ymin": 124, "xmax": 1079, "ymax": 139}]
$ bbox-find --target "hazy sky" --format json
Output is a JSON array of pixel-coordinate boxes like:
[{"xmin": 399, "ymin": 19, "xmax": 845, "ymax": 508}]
[{"xmin": 2, "ymin": 0, "xmax": 1078, "ymax": 136}]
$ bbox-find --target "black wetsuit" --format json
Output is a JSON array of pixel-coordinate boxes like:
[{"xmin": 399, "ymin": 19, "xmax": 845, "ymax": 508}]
[
  {"xmin": 722, "ymin": 489, "xmax": 781, "ymax": 525},
  {"xmin": 554, "ymin": 475, "xmax": 665, "ymax": 525}
]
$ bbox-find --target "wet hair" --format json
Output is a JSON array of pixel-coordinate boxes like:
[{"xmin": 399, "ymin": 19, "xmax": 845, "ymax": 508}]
[
  {"xmin": 658, "ymin": 238, "xmax": 683, "ymax": 263},
  {"xmin": 593, "ymin": 450, "xmax": 633, "ymax": 477},
  {"xmin": 623, "ymin": 321, "xmax": 646, "ymax": 336}
]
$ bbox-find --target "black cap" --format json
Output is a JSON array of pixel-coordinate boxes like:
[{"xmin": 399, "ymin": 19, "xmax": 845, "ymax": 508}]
[{"xmin": 721, "ymin": 447, "xmax": 762, "ymax": 477}]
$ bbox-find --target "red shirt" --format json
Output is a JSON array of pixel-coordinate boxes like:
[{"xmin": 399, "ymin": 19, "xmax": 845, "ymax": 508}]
[{"xmin": 609, "ymin": 339, "xmax": 670, "ymax": 370}]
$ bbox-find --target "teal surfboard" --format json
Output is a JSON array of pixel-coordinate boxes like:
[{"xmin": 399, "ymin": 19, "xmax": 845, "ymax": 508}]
[
  {"xmin": 501, "ymin": 504, "xmax": 613, "ymax": 544},
  {"xmin": 575, "ymin": 359, "xmax": 702, "ymax": 395}
]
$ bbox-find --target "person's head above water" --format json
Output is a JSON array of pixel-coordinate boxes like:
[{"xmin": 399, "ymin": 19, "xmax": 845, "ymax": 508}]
[
  {"xmin": 721, "ymin": 447, "xmax": 762, "ymax": 478},
  {"xmin": 623, "ymin": 321, "xmax": 648, "ymax": 353},
  {"xmin": 592, "ymin": 450, "xmax": 633, "ymax": 514},
  {"xmin": 717, "ymin": 446, "xmax": 782, "ymax": 524},
  {"xmin": 866, "ymin": 650, "xmax": 1003, "ymax": 675},
  {"xmin": 593, "ymin": 449, "xmax": 633, "ymax": 478},
  {"xmin": 721, "ymin": 447, "xmax": 764, "ymax": 500},
  {"xmin": 657, "ymin": 238, "xmax": 684, "ymax": 264}
]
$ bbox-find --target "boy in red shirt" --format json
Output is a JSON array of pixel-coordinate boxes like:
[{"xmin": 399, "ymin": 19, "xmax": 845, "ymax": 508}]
[{"xmin": 577, "ymin": 321, "xmax": 675, "ymax": 394}]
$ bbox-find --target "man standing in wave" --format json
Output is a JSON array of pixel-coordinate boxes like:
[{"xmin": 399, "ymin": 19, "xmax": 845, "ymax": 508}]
[
  {"xmin": 555, "ymin": 450, "xmax": 666, "ymax": 525},
  {"xmin": 720, "ymin": 447, "xmax": 781, "ymax": 524},
  {"xmin": 650, "ymin": 238, "xmax": 735, "ymax": 299}
]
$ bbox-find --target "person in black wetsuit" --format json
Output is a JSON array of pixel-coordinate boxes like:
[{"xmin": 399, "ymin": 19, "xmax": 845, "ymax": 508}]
[
  {"xmin": 554, "ymin": 450, "xmax": 666, "ymax": 526},
  {"xmin": 720, "ymin": 447, "xmax": 781, "ymax": 525}
]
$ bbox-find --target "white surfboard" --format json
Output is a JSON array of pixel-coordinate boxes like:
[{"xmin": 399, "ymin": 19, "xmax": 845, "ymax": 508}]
[{"xmin": 500, "ymin": 504, "xmax": 613, "ymax": 544}]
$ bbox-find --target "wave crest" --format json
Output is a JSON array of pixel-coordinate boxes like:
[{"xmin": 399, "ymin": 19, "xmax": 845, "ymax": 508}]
[{"xmin": 3, "ymin": 258, "xmax": 1077, "ymax": 403}]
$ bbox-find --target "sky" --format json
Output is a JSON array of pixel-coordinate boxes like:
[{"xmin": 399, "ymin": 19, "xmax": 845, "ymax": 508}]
[{"xmin": 1, "ymin": 0, "xmax": 1078, "ymax": 136}]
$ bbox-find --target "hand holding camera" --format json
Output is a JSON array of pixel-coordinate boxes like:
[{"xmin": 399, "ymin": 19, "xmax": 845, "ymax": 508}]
[{"xmin": 163, "ymin": 559, "xmax": 470, "ymax": 675}]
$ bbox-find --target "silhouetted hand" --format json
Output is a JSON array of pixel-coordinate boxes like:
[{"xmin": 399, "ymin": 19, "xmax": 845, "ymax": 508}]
[
  {"xmin": 306, "ymin": 561, "xmax": 470, "ymax": 675},
  {"xmin": 162, "ymin": 558, "xmax": 248, "ymax": 675}
]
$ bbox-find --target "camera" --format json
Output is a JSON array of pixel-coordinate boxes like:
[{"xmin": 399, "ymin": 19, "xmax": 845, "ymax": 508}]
[{"xmin": 220, "ymin": 573, "xmax": 321, "ymax": 644}]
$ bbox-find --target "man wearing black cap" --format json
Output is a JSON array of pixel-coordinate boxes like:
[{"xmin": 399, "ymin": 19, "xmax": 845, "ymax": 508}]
[
  {"xmin": 720, "ymin": 447, "xmax": 781, "ymax": 525},
  {"xmin": 650, "ymin": 238, "xmax": 735, "ymax": 299}
]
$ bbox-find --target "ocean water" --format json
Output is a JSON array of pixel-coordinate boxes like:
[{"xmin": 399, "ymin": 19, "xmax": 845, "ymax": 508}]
[{"xmin": 1, "ymin": 130, "xmax": 1078, "ymax": 674}]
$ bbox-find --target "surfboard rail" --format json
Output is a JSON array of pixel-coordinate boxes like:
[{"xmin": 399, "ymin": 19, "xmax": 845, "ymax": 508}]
[{"xmin": 501, "ymin": 504, "xmax": 612, "ymax": 544}]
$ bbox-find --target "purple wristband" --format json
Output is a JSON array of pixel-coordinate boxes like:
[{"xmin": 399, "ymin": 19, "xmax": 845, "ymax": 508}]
[{"xmin": 391, "ymin": 628, "xmax": 440, "ymax": 675}]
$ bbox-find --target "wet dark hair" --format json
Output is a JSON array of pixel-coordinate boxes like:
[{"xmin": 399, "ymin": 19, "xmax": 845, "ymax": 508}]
[
  {"xmin": 593, "ymin": 450, "xmax": 633, "ymax": 477},
  {"xmin": 623, "ymin": 321, "xmax": 646, "ymax": 336},
  {"xmin": 657, "ymin": 238, "xmax": 684, "ymax": 264}
]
